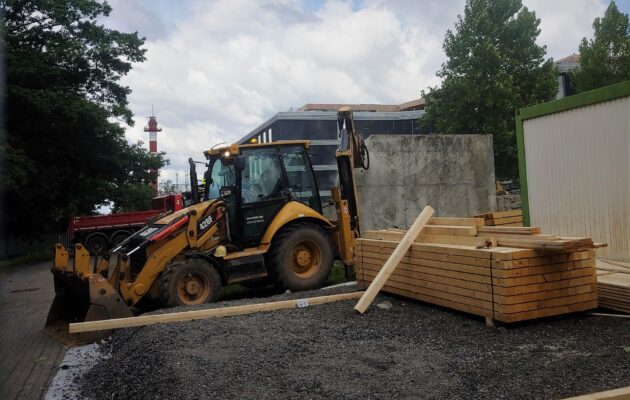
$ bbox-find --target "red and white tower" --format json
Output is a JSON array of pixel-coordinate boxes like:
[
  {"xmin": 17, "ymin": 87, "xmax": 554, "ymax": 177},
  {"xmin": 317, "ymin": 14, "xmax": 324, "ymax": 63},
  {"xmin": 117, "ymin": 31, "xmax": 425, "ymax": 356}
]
[{"xmin": 144, "ymin": 110, "xmax": 162, "ymax": 194}]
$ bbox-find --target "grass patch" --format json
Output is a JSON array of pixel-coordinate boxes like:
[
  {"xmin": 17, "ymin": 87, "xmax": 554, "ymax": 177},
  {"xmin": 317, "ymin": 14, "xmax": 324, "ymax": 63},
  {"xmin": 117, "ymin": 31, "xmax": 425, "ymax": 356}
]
[
  {"xmin": 325, "ymin": 261, "xmax": 350, "ymax": 286},
  {"xmin": 220, "ymin": 261, "xmax": 351, "ymax": 300},
  {"xmin": 0, "ymin": 249, "xmax": 53, "ymax": 270},
  {"xmin": 220, "ymin": 284, "xmax": 249, "ymax": 298}
]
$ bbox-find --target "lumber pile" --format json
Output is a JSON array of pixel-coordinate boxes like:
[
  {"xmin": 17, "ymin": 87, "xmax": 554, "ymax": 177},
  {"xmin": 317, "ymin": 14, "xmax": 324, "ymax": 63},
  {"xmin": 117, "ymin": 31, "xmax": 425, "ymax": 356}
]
[
  {"xmin": 474, "ymin": 209, "xmax": 523, "ymax": 227},
  {"xmin": 596, "ymin": 260, "xmax": 630, "ymax": 314},
  {"xmin": 355, "ymin": 217, "xmax": 603, "ymax": 323}
]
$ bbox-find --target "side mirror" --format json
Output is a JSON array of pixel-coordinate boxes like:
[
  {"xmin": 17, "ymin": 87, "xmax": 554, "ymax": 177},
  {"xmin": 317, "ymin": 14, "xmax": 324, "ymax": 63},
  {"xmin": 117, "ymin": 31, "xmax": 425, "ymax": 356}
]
[{"xmin": 234, "ymin": 155, "xmax": 246, "ymax": 171}]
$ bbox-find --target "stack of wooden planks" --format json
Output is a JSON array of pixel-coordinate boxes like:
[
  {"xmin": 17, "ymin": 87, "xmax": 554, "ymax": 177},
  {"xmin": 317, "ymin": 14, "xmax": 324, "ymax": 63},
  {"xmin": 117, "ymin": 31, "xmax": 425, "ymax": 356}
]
[
  {"xmin": 355, "ymin": 216, "xmax": 604, "ymax": 323},
  {"xmin": 596, "ymin": 260, "xmax": 630, "ymax": 313},
  {"xmin": 474, "ymin": 209, "xmax": 523, "ymax": 227}
]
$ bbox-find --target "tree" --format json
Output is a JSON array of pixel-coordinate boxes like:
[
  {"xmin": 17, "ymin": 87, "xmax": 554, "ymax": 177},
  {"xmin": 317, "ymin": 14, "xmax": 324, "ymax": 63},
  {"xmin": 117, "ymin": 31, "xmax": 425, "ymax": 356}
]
[
  {"xmin": 571, "ymin": 1, "xmax": 630, "ymax": 93},
  {"xmin": 158, "ymin": 180, "xmax": 177, "ymax": 196},
  {"xmin": 418, "ymin": 0, "xmax": 557, "ymax": 178},
  {"xmin": 1, "ymin": 0, "xmax": 167, "ymax": 234}
]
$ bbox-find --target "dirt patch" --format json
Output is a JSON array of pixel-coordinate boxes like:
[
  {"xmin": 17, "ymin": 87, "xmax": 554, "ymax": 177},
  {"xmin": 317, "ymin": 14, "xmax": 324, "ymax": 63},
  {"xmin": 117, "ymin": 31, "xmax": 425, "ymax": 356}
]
[{"xmin": 79, "ymin": 287, "xmax": 630, "ymax": 400}]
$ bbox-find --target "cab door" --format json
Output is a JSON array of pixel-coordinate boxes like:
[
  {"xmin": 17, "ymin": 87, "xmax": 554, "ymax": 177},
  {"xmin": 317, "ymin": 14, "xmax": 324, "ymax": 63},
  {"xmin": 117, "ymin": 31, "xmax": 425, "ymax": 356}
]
[{"xmin": 237, "ymin": 147, "xmax": 289, "ymax": 247}]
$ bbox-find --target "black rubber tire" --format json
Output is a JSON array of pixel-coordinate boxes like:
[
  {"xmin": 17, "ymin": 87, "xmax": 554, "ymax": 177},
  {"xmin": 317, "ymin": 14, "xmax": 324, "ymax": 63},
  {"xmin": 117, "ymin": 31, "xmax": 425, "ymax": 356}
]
[
  {"xmin": 159, "ymin": 259, "xmax": 221, "ymax": 308},
  {"xmin": 85, "ymin": 234, "xmax": 109, "ymax": 255},
  {"xmin": 268, "ymin": 222, "xmax": 333, "ymax": 291},
  {"xmin": 110, "ymin": 231, "xmax": 130, "ymax": 247}
]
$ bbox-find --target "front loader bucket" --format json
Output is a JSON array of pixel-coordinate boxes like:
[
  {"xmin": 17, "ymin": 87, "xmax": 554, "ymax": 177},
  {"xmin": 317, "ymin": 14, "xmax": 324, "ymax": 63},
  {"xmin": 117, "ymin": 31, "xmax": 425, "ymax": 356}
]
[{"xmin": 44, "ymin": 270, "xmax": 133, "ymax": 346}]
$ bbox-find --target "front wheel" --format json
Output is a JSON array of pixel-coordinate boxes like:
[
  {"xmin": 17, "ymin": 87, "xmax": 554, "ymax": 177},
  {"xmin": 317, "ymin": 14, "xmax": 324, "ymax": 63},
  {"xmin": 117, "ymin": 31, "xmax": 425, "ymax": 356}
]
[
  {"xmin": 159, "ymin": 259, "xmax": 221, "ymax": 307},
  {"xmin": 268, "ymin": 223, "xmax": 333, "ymax": 291}
]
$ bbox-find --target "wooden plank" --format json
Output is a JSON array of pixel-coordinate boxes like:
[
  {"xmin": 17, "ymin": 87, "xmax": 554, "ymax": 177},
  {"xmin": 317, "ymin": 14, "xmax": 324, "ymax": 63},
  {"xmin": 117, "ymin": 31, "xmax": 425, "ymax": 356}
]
[
  {"xmin": 358, "ymin": 246, "xmax": 491, "ymax": 267},
  {"xmin": 482, "ymin": 233, "xmax": 558, "ymax": 240},
  {"xmin": 362, "ymin": 230, "xmax": 494, "ymax": 247},
  {"xmin": 416, "ymin": 234, "xmax": 497, "ymax": 247},
  {"xmin": 495, "ymin": 300, "xmax": 597, "ymax": 322},
  {"xmin": 421, "ymin": 225, "xmax": 478, "ymax": 237},
  {"xmin": 357, "ymin": 238, "xmax": 493, "ymax": 259},
  {"xmin": 494, "ymin": 275, "xmax": 598, "ymax": 296},
  {"xmin": 474, "ymin": 209, "xmax": 522, "ymax": 219},
  {"xmin": 492, "ymin": 259, "xmax": 596, "ymax": 279},
  {"xmin": 485, "ymin": 216, "xmax": 523, "ymax": 225},
  {"xmin": 494, "ymin": 284, "xmax": 596, "ymax": 305},
  {"xmin": 496, "ymin": 237, "xmax": 579, "ymax": 250},
  {"xmin": 428, "ymin": 217, "xmax": 485, "ymax": 227},
  {"xmin": 359, "ymin": 259, "xmax": 491, "ymax": 284},
  {"xmin": 493, "ymin": 251, "xmax": 593, "ymax": 268},
  {"xmin": 478, "ymin": 226, "xmax": 541, "ymax": 235},
  {"xmin": 359, "ymin": 254, "xmax": 491, "ymax": 277},
  {"xmin": 561, "ymin": 385, "xmax": 630, "ymax": 400},
  {"xmin": 356, "ymin": 264, "xmax": 492, "ymax": 293},
  {"xmin": 496, "ymin": 292, "xmax": 598, "ymax": 314},
  {"xmin": 490, "ymin": 247, "xmax": 579, "ymax": 261},
  {"xmin": 357, "ymin": 269, "xmax": 493, "ymax": 302},
  {"xmin": 69, "ymin": 291, "xmax": 364, "ymax": 333},
  {"xmin": 493, "ymin": 266, "xmax": 595, "ymax": 287},
  {"xmin": 357, "ymin": 262, "xmax": 595, "ymax": 304},
  {"xmin": 360, "ymin": 283, "xmax": 494, "ymax": 318},
  {"xmin": 354, "ymin": 206, "xmax": 434, "ymax": 314}
]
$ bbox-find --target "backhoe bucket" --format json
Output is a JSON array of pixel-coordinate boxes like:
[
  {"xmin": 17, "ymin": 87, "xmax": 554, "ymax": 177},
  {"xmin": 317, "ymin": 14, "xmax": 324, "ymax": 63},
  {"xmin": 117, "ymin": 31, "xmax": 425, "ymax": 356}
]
[{"xmin": 44, "ymin": 246, "xmax": 133, "ymax": 345}]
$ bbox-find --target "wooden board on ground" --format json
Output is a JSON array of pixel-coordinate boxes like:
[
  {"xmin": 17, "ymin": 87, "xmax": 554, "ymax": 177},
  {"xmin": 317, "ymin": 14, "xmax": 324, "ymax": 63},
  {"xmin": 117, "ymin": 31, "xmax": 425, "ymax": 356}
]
[{"xmin": 70, "ymin": 291, "xmax": 364, "ymax": 333}]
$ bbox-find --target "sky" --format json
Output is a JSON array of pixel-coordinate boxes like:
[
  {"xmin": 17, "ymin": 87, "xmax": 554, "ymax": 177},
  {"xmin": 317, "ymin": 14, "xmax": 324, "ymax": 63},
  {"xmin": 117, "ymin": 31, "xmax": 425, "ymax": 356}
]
[{"xmin": 100, "ymin": 0, "xmax": 628, "ymax": 188}]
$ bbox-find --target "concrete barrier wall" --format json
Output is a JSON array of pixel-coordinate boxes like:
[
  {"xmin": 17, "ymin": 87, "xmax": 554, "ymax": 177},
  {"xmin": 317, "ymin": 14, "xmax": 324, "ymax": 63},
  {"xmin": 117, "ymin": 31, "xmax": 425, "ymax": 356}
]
[{"xmin": 356, "ymin": 134, "xmax": 496, "ymax": 230}]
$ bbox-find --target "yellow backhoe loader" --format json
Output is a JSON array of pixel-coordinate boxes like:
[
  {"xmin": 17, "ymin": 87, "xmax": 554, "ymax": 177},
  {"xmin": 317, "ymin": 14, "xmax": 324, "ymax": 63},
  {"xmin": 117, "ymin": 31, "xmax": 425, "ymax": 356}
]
[{"xmin": 45, "ymin": 108, "xmax": 369, "ymax": 344}]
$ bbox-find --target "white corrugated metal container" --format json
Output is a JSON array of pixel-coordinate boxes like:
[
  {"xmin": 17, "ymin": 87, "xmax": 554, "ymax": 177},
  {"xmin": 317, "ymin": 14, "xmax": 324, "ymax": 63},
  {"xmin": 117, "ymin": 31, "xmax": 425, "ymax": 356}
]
[{"xmin": 517, "ymin": 82, "xmax": 630, "ymax": 262}]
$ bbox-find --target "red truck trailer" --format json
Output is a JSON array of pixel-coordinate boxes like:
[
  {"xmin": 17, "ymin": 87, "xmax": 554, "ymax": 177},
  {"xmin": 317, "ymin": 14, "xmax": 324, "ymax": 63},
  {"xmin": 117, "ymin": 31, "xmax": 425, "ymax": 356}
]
[{"xmin": 69, "ymin": 193, "xmax": 185, "ymax": 254}]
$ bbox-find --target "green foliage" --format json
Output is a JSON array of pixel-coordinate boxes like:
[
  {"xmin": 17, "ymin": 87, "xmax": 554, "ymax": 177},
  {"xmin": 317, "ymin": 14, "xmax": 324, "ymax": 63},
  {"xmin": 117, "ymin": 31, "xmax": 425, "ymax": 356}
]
[
  {"xmin": 418, "ymin": 0, "xmax": 557, "ymax": 178},
  {"xmin": 571, "ymin": 1, "xmax": 630, "ymax": 93},
  {"xmin": 1, "ymin": 0, "xmax": 167, "ymax": 234},
  {"xmin": 159, "ymin": 179, "xmax": 177, "ymax": 196}
]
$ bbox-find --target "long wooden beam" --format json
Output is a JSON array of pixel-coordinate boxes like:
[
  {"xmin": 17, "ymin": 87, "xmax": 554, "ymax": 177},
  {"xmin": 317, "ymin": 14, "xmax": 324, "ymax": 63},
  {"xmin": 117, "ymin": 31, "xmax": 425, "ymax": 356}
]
[
  {"xmin": 69, "ymin": 291, "xmax": 364, "ymax": 333},
  {"xmin": 354, "ymin": 205, "xmax": 435, "ymax": 314},
  {"xmin": 561, "ymin": 386, "xmax": 630, "ymax": 400}
]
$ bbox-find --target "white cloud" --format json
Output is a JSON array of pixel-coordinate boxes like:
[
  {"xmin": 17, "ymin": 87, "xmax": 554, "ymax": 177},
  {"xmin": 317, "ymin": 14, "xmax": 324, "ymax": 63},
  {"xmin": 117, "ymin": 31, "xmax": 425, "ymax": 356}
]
[
  {"xmin": 525, "ymin": 0, "xmax": 607, "ymax": 58},
  {"xmin": 108, "ymin": 0, "xmax": 609, "ymax": 186}
]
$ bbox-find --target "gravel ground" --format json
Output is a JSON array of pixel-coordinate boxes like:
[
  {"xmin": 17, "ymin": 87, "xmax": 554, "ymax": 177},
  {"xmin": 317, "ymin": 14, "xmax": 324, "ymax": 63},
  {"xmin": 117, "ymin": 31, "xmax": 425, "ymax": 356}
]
[{"xmin": 79, "ymin": 286, "xmax": 630, "ymax": 400}]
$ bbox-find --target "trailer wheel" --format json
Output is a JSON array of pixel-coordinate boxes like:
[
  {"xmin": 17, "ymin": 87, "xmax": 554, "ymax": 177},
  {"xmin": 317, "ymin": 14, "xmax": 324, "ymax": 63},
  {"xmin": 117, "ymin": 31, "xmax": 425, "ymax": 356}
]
[
  {"xmin": 268, "ymin": 222, "xmax": 333, "ymax": 291},
  {"xmin": 110, "ymin": 230, "xmax": 131, "ymax": 247},
  {"xmin": 85, "ymin": 233, "xmax": 109, "ymax": 255},
  {"xmin": 160, "ymin": 259, "xmax": 221, "ymax": 307}
]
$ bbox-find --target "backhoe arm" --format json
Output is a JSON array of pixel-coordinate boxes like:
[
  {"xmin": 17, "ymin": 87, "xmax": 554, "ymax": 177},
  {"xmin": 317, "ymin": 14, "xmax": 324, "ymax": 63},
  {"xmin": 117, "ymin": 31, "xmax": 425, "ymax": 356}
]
[{"xmin": 334, "ymin": 107, "xmax": 369, "ymax": 267}]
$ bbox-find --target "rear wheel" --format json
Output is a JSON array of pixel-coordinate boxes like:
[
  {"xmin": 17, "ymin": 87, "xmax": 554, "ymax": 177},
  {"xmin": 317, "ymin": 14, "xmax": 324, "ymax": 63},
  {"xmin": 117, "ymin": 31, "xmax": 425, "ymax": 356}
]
[
  {"xmin": 85, "ymin": 233, "xmax": 109, "ymax": 255},
  {"xmin": 110, "ymin": 231, "xmax": 131, "ymax": 247},
  {"xmin": 159, "ymin": 259, "xmax": 221, "ymax": 307},
  {"xmin": 268, "ymin": 223, "xmax": 333, "ymax": 291}
]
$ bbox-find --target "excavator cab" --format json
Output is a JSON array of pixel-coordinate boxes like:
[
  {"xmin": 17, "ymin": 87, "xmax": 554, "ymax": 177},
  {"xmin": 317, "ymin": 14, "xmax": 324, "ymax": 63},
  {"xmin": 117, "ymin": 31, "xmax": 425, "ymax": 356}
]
[{"xmin": 204, "ymin": 143, "xmax": 322, "ymax": 248}]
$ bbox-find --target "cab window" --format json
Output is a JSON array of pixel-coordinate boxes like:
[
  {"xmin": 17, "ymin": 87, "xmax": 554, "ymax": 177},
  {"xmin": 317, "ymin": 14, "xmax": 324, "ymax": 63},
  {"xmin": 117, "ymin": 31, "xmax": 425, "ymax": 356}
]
[
  {"xmin": 206, "ymin": 158, "xmax": 236, "ymax": 200},
  {"xmin": 282, "ymin": 150, "xmax": 321, "ymax": 213},
  {"xmin": 241, "ymin": 149, "xmax": 284, "ymax": 204}
]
